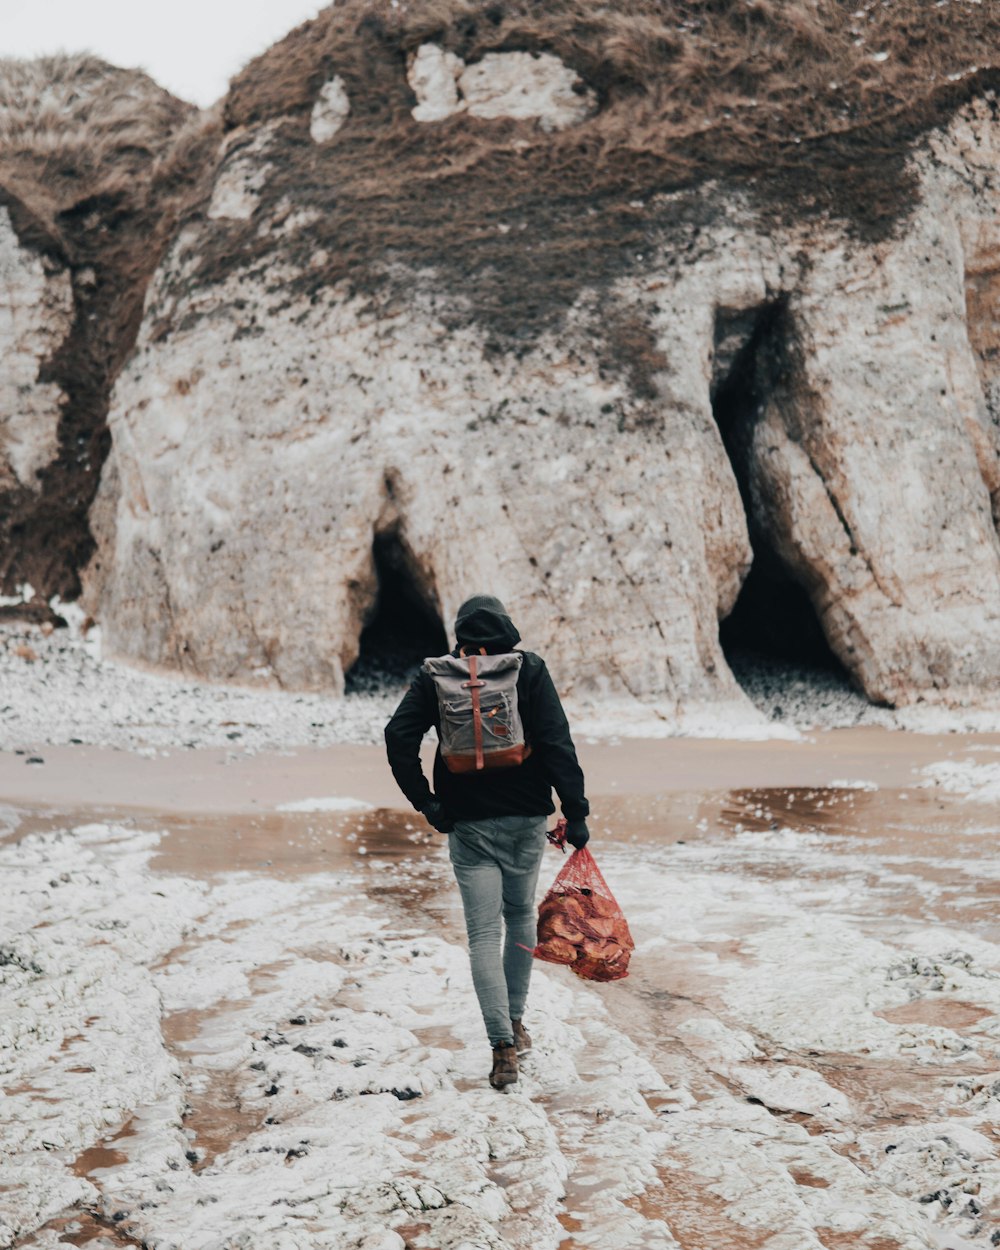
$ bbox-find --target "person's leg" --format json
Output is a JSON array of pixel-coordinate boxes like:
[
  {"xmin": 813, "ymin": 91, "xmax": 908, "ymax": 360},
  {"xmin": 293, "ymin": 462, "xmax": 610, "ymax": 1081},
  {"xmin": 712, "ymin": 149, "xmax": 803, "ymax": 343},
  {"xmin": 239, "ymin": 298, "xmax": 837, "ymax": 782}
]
[
  {"xmin": 497, "ymin": 816, "xmax": 548, "ymax": 1025},
  {"xmin": 449, "ymin": 820, "xmax": 514, "ymax": 1046}
]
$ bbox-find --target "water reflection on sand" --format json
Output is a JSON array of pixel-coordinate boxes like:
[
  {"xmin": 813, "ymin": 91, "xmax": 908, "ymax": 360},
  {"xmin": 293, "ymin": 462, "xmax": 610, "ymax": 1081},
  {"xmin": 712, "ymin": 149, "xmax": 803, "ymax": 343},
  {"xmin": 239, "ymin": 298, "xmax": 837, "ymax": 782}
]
[{"xmin": 4, "ymin": 736, "xmax": 1000, "ymax": 1250}]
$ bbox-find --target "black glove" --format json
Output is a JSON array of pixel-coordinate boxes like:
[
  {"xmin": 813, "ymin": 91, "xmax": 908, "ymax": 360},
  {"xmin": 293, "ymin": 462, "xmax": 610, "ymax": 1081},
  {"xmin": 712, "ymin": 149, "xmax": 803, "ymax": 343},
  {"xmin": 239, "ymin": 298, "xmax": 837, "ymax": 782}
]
[
  {"xmin": 565, "ymin": 819, "xmax": 590, "ymax": 850},
  {"xmin": 421, "ymin": 799, "xmax": 455, "ymax": 834}
]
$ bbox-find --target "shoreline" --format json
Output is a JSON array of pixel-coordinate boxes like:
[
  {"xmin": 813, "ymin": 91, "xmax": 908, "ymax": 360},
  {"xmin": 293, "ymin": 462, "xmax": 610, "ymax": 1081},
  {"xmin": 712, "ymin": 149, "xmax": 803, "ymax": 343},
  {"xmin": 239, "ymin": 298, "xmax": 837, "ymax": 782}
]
[{"xmin": 4, "ymin": 733, "xmax": 1000, "ymax": 1249}]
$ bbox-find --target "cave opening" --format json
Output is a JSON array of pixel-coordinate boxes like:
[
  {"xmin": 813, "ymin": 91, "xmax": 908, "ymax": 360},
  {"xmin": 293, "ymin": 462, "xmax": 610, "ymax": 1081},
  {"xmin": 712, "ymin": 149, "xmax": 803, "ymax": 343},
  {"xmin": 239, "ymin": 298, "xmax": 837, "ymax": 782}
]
[
  {"xmin": 711, "ymin": 301, "xmax": 850, "ymax": 694},
  {"xmin": 344, "ymin": 527, "xmax": 448, "ymax": 695}
]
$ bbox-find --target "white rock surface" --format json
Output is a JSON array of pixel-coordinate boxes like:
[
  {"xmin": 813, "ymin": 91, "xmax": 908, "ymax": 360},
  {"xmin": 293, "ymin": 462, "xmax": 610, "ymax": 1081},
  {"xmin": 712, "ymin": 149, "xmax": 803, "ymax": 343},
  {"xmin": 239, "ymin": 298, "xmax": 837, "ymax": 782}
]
[
  {"xmin": 408, "ymin": 44, "xmax": 596, "ymax": 130},
  {"xmin": 921, "ymin": 758, "xmax": 1000, "ymax": 803},
  {"xmin": 0, "ymin": 207, "xmax": 73, "ymax": 490},
  {"xmin": 460, "ymin": 50, "xmax": 596, "ymax": 129},
  {"xmin": 408, "ymin": 44, "xmax": 465, "ymax": 122},
  {"xmin": 309, "ymin": 75, "xmax": 350, "ymax": 143},
  {"xmin": 6, "ymin": 743, "xmax": 1000, "ymax": 1248},
  {"xmin": 85, "ymin": 231, "xmax": 757, "ymax": 697},
  {"xmin": 207, "ymin": 124, "xmax": 278, "ymax": 221},
  {"xmin": 0, "ymin": 819, "xmax": 675, "ymax": 1250}
]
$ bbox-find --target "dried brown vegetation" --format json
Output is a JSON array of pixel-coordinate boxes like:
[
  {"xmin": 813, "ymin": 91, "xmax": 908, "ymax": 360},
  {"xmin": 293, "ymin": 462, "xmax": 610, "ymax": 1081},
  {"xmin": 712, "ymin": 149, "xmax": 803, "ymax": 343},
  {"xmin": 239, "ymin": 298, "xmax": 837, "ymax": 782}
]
[
  {"xmin": 196, "ymin": 0, "xmax": 1000, "ymax": 352},
  {"xmin": 0, "ymin": 55, "xmax": 218, "ymax": 599},
  {"xmin": 0, "ymin": 55, "xmax": 197, "ymax": 228}
]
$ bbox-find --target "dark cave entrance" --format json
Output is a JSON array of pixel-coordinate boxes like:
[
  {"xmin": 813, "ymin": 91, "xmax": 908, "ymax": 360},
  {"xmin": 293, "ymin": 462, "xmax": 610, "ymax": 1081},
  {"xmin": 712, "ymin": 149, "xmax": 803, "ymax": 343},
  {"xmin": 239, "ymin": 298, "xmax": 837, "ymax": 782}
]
[
  {"xmin": 711, "ymin": 302, "xmax": 849, "ymax": 690},
  {"xmin": 344, "ymin": 527, "xmax": 448, "ymax": 695}
]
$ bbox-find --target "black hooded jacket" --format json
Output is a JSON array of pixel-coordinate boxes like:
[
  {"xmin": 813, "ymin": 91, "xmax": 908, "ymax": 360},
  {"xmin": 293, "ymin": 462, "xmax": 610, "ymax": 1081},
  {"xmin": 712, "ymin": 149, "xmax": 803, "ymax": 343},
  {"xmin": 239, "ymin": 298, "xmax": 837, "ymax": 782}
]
[{"xmin": 384, "ymin": 606, "xmax": 589, "ymax": 822}]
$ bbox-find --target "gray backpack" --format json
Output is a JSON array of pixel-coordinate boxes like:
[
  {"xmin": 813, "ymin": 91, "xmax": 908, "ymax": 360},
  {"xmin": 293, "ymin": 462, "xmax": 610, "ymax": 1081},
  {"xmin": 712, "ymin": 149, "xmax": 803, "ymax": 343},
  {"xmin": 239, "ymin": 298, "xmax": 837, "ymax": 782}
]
[{"xmin": 423, "ymin": 651, "xmax": 529, "ymax": 773}]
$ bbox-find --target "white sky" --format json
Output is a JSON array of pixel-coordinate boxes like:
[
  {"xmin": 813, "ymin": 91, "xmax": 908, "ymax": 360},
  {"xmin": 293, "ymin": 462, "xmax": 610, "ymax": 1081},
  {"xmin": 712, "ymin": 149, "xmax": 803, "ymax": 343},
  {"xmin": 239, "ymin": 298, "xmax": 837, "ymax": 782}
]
[{"xmin": 0, "ymin": 0, "xmax": 327, "ymax": 107}]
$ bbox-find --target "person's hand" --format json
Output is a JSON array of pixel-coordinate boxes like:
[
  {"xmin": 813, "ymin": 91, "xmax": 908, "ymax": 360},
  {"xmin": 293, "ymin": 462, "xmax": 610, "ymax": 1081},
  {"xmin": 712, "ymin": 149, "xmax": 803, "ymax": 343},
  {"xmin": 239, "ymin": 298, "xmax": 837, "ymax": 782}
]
[
  {"xmin": 421, "ymin": 799, "xmax": 455, "ymax": 834},
  {"xmin": 565, "ymin": 819, "xmax": 590, "ymax": 849}
]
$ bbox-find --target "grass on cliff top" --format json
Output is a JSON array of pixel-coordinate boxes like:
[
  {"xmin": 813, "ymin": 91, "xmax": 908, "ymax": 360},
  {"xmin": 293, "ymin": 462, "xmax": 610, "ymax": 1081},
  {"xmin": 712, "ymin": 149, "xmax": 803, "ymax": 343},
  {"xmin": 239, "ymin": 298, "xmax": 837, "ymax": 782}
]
[
  {"xmin": 0, "ymin": 54, "xmax": 207, "ymax": 235},
  {"xmin": 227, "ymin": 0, "xmax": 1000, "ymax": 226},
  {"xmin": 195, "ymin": 0, "xmax": 1000, "ymax": 351}
]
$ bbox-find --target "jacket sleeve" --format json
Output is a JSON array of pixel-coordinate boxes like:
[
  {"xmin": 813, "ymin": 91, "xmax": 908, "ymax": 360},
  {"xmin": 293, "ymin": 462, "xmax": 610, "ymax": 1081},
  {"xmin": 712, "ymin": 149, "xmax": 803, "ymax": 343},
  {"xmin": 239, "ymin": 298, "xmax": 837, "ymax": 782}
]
[
  {"xmin": 530, "ymin": 660, "xmax": 590, "ymax": 821},
  {"xmin": 384, "ymin": 674, "xmax": 436, "ymax": 812}
]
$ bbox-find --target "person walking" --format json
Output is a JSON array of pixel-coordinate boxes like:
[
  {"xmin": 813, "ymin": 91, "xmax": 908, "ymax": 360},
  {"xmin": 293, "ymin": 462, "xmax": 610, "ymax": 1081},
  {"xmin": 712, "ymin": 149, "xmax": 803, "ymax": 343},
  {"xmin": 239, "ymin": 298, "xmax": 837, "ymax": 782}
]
[{"xmin": 384, "ymin": 594, "xmax": 590, "ymax": 1090}]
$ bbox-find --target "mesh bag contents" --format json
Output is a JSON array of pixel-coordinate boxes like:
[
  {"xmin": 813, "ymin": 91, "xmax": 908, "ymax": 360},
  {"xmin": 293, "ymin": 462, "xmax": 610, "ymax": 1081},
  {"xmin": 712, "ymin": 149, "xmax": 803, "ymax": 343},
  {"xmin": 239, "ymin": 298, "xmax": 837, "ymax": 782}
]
[{"xmin": 533, "ymin": 846, "xmax": 635, "ymax": 982}]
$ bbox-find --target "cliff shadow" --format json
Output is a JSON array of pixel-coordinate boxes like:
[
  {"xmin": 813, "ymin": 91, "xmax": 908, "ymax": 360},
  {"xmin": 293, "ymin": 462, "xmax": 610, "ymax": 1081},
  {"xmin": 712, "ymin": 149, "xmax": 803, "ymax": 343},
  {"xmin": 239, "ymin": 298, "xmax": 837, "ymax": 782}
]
[
  {"xmin": 711, "ymin": 301, "xmax": 852, "ymax": 694},
  {"xmin": 345, "ymin": 526, "xmax": 448, "ymax": 695}
]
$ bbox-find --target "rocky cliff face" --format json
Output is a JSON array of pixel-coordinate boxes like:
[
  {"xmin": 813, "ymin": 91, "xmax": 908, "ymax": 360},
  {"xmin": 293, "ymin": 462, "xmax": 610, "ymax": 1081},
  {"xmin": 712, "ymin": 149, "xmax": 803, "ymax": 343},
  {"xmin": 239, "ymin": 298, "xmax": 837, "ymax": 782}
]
[
  {"xmin": 725, "ymin": 112, "xmax": 1000, "ymax": 707},
  {"xmin": 0, "ymin": 56, "xmax": 207, "ymax": 602},
  {"xmin": 0, "ymin": 199, "xmax": 74, "ymax": 506},
  {"xmin": 5, "ymin": 5, "xmax": 1000, "ymax": 710}
]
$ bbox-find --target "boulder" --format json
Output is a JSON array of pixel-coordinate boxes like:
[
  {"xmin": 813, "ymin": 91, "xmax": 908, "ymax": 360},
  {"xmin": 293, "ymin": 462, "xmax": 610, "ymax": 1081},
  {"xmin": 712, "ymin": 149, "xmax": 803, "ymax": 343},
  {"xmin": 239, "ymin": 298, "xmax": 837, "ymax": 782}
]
[
  {"xmin": 407, "ymin": 45, "xmax": 596, "ymax": 130},
  {"xmin": 86, "ymin": 221, "xmax": 762, "ymax": 695},
  {"xmin": 743, "ymin": 127, "xmax": 1000, "ymax": 705}
]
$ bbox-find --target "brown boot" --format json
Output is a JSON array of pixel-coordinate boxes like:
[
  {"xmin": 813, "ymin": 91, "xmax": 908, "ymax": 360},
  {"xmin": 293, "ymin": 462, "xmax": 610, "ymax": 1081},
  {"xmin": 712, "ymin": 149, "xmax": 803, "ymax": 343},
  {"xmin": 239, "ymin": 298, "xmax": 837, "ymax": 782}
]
[
  {"xmin": 489, "ymin": 1042, "xmax": 518, "ymax": 1089},
  {"xmin": 511, "ymin": 1019, "xmax": 532, "ymax": 1054}
]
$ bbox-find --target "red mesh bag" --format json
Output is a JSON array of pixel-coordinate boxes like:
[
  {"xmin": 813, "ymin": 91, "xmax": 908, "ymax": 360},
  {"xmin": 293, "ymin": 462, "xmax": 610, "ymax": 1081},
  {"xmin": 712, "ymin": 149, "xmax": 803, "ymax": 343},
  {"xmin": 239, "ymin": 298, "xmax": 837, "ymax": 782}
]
[{"xmin": 533, "ymin": 845, "xmax": 635, "ymax": 982}]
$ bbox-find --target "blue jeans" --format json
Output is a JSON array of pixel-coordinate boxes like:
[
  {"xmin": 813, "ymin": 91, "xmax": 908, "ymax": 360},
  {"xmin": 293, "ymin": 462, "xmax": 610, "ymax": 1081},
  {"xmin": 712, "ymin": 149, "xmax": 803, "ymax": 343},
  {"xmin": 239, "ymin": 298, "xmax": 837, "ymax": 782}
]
[{"xmin": 448, "ymin": 815, "xmax": 548, "ymax": 1046}]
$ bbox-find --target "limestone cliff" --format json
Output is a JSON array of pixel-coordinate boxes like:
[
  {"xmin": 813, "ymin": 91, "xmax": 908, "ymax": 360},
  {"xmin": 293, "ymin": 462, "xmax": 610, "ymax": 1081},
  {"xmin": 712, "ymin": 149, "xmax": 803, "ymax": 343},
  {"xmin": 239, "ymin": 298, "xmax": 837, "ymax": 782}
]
[
  {"xmin": 0, "ymin": 197, "xmax": 74, "ymax": 512},
  {"xmin": 5, "ymin": 5, "xmax": 1000, "ymax": 710},
  {"xmin": 0, "ymin": 55, "xmax": 208, "ymax": 600}
]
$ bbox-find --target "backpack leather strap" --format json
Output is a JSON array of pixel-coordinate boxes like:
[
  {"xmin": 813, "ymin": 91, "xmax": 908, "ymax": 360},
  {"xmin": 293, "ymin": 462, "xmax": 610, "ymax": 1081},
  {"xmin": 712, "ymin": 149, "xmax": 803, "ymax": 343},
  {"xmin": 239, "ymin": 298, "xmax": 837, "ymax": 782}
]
[{"xmin": 465, "ymin": 654, "xmax": 485, "ymax": 770}]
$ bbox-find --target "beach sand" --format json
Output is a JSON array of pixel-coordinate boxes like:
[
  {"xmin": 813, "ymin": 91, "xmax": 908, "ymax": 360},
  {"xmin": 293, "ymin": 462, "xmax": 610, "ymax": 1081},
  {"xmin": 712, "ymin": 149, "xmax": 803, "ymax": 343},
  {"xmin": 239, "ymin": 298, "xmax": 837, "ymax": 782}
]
[
  {"xmin": 1, "ymin": 725, "xmax": 997, "ymax": 814},
  {"xmin": 2, "ymin": 731, "xmax": 1000, "ymax": 1249}
]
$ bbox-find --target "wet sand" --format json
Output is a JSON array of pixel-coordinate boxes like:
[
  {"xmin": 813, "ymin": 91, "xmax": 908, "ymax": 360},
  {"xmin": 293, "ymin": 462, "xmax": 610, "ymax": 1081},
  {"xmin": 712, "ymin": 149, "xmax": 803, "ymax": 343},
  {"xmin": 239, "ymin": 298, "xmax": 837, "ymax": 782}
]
[
  {"xmin": 0, "ymin": 725, "xmax": 998, "ymax": 815},
  {"xmin": 4, "ymin": 730, "xmax": 1000, "ymax": 1250}
]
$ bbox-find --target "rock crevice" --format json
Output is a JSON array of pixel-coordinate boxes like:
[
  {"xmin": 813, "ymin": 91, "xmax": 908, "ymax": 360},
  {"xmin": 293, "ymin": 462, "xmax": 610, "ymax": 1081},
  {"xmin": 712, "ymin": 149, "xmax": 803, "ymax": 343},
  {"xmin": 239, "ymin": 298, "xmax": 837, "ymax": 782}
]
[{"xmin": 711, "ymin": 296, "xmax": 847, "ymax": 679}]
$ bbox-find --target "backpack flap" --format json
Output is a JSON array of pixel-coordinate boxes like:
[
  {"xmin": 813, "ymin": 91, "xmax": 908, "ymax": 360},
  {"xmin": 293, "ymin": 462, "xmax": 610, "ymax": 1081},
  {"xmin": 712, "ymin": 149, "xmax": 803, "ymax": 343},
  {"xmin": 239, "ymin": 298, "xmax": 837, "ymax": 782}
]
[{"xmin": 423, "ymin": 652, "xmax": 530, "ymax": 773}]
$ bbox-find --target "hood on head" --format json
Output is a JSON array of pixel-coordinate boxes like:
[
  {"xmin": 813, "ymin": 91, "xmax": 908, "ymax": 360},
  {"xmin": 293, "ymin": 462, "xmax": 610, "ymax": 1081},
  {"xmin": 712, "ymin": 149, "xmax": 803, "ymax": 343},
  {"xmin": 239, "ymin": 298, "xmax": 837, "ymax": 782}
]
[{"xmin": 454, "ymin": 594, "xmax": 521, "ymax": 654}]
